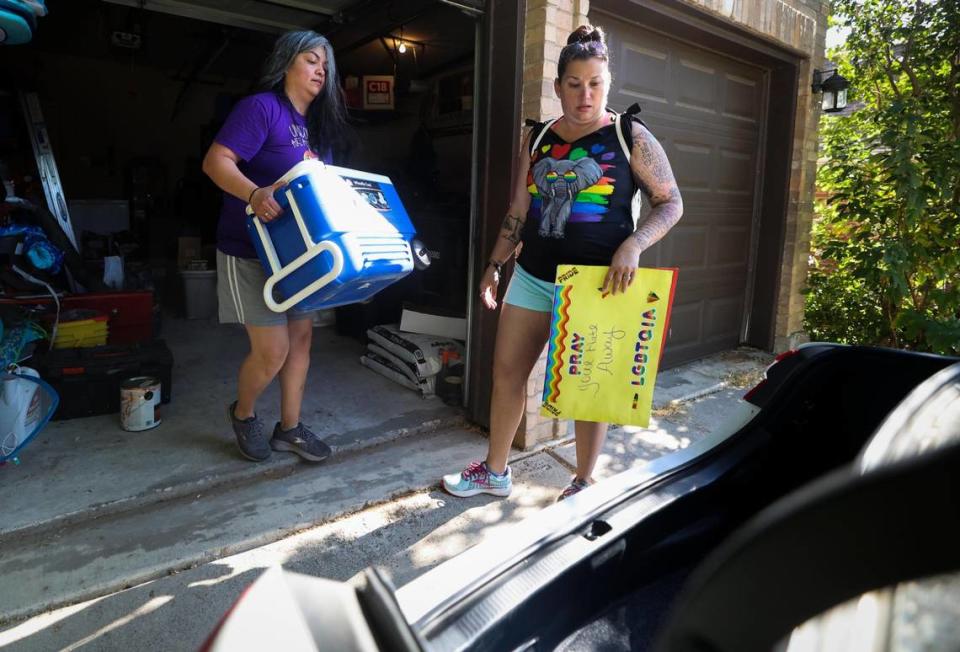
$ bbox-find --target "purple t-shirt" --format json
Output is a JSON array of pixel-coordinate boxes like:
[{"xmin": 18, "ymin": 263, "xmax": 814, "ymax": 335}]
[{"xmin": 214, "ymin": 91, "xmax": 330, "ymax": 258}]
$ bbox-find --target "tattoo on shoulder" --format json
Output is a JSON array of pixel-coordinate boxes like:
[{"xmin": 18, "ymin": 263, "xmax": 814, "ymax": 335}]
[
  {"xmin": 635, "ymin": 138, "xmax": 654, "ymax": 169},
  {"xmin": 632, "ymin": 128, "xmax": 673, "ymax": 185},
  {"xmin": 501, "ymin": 213, "xmax": 524, "ymax": 244}
]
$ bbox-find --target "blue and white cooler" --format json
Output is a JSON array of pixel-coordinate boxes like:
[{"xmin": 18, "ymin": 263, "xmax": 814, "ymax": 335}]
[{"xmin": 247, "ymin": 160, "xmax": 424, "ymax": 313}]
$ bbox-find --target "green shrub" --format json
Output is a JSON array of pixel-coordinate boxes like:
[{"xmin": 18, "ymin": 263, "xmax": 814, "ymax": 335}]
[{"xmin": 805, "ymin": 0, "xmax": 960, "ymax": 355}]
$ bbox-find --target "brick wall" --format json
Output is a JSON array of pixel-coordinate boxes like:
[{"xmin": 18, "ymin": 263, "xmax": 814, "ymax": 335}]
[
  {"xmin": 513, "ymin": 0, "xmax": 828, "ymax": 449},
  {"xmin": 775, "ymin": 0, "xmax": 828, "ymax": 352},
  {"xmin": 679, "ymin": 0, "xmax": 821, "ymax": 54},
  {"xmin": 511, "ymin": 0, "xmax": 591, "ymax": 450},
  {"xmin": 522, "ymin": 0, "xmax": 591, "ymax": 125}
]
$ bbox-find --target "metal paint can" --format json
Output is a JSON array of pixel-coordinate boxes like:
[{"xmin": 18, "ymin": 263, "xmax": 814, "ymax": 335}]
[{"xmin": 120, "ymin": 376, "xmax": 161, "ymax": 431}]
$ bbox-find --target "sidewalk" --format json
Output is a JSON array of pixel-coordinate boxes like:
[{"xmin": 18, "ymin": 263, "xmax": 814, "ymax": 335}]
[{"xmin": 0, "ymin": 342, "xmax": 771, "ymax": 650}]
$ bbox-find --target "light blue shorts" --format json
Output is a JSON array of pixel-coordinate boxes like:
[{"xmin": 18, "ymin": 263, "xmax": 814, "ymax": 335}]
[{"xmin": 503, "ymin": 264, "xmax": 556, "ymax": 313}]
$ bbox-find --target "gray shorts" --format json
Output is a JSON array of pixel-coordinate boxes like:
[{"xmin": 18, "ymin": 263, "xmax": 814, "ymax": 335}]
[{"xmin": 217, "ymin": 250, "xmax": 315, "ymax": 327}]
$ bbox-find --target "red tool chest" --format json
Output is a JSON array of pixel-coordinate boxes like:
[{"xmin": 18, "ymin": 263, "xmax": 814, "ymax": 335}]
[{"xmin": 0, "ymin": 291, "xmax": 154, "ymax": 344}]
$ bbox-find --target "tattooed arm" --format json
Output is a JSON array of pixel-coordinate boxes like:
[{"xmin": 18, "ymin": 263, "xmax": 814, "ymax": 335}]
[
  {"xmin": 629, "ymin": 122, "xmax": 683, "ymax": 250},
  {"xmin": 496, "ymin": 212, "xmax": 525, "ymax": 250},
  {"xmin": 602, "ymin": 122, "xmax": 684, "ymax": 295},
  {"xmin": 480, "ymin": 130, "xmax": 534, "ymax": 310}
]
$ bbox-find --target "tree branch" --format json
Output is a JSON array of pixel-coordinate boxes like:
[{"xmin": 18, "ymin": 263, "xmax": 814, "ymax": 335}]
[
  {"xmin": 873, "ymin": 78, "xmax": 886, "ymax": 110},
  {"xmin": 884, "ymin": 291, "xmax": 900, "ymax": 349},
  {"xmin": 882, "ymin": 46, "xmax": 903, "ymax": 100},
  {"xmin": 950, "ymin": 53, "xmax": 960, "ymax": 142},
  {"xmin": 949, "ymin": 51, "xmax": 960, "ymax": 212},
  {"xmin": 899, "ymin": 0, "xmax": 925, "ymax": 97}
]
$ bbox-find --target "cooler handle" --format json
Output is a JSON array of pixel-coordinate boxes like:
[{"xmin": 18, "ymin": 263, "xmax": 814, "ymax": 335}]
[
  {"xmin": 247, "ymin": 188, "xmax": 344, "ymax": 313},
  {"xmin": 260, "ymin": 240, "xmax": 344, "ymax": 313}
]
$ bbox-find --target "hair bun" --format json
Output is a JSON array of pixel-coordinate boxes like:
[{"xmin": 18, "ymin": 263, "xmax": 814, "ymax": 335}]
[{"xmin": 567, "ymin": 24, "xmax": 605, "ymax": 46}]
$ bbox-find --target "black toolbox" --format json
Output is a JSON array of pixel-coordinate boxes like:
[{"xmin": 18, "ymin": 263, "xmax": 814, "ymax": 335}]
[{"xmin": 30, "ymin": 340, "xmax": 173, "ymax": 420}]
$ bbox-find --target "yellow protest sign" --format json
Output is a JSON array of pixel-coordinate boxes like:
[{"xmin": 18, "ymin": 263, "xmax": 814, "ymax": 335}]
[{"xmin": 541, "ymin": 265, "xmax": 677, "ymax": 427}]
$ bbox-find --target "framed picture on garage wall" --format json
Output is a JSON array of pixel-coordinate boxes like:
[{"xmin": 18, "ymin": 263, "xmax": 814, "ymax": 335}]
[
  {"xmin": 18, "ymin": 90, "xmax": 79, "ymax": 252},
  {"xmin": 362, "ymin": 75, "xmax": 394, "ymax": 110}
]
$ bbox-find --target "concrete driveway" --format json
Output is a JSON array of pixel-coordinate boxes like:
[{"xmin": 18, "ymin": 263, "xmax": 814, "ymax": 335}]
[{"xmin": 0, "ymin": 317, "xmax": 771, "ymax": 650}]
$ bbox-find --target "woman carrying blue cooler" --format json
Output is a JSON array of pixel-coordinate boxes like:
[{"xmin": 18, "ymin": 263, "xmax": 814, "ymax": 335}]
[
  {"xmin": 442, "ymin": 25, "xmax": 684, "ymax": 501},
  {"xmin": 202, "ymin": 31, "xmax": 351, "ymax": 463}
]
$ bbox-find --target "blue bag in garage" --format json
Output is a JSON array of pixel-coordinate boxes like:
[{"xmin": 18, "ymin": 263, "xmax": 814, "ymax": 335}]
[
  {"xmin": 247, "ymin": 160, "xmax": 423, "ymax": 313},
  {"xmin": 0, "ymin": 0, "xmax": 46, "ymax": 45}
]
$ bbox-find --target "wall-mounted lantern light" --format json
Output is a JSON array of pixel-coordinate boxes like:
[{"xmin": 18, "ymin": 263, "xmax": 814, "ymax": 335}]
[{"xmin": 812, "ymin": 68, "xmax": 851, "ymax": 113}]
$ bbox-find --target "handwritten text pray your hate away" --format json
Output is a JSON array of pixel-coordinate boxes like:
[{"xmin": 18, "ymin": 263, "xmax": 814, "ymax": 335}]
[{"xmin": 566, "ymin": 309, "xmax": 659, "ymax": 398}]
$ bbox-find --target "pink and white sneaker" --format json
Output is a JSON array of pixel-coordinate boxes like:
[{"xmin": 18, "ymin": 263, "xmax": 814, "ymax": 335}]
[
  {"xmin": 557, "ymin": 478, "xmax": 591, "ymax": 502},
  {"xmin": 442, "ymin": 461, "xmax": 513, "ymax": 497}
]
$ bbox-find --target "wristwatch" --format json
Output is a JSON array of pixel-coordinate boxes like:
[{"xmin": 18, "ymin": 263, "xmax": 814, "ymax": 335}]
[{"xmin": 488, "ymin": 259, "xmax": 503, "ymax": 276}]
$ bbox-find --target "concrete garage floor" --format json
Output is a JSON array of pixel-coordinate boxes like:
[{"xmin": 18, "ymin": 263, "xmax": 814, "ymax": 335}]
[
  {"xmin": 2, "ymin": 316, "xmax": 463, "ymax": 536},
  {"xmin": 0, "ymin": 315, "xmax": 462, "ymax": 619},
  {"xmin": 0, "ymin": 316, "xmax": 773, "ymax": 648}
]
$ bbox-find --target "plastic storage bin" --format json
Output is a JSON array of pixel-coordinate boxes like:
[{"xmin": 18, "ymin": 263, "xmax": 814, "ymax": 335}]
[
  {"xmin": 247, "ymin": 160, "xmax": 417, "ymax": 312},
  {"xmin": 53, "ymin": 311, "xmax": 109, "ymax": 348},
  {"xmin": 181, "ymin": 269, "xmax": 217, "ymax": 319}
]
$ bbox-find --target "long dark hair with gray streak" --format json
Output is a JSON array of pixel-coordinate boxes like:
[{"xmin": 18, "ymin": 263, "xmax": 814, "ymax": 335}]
[{"xmin": 260, "ymin": 30, "xmax": 354, "ymax": 162}]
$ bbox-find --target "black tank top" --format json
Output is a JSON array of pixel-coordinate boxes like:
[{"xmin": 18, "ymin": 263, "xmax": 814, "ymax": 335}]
[{"xmin": 516, "ymin": 117, "xmax": 637, "ymax": 282}]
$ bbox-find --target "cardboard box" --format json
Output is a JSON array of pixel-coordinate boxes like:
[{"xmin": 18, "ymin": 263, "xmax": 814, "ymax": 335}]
[{"xmin": 399, "ymin": 305, "xmax": 466, "ymax": 341}]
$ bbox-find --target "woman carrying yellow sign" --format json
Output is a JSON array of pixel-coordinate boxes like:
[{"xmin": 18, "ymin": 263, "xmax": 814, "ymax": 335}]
[{"xmin": 442, "ymin": 24, "xmax": 683, "ymax": 502}]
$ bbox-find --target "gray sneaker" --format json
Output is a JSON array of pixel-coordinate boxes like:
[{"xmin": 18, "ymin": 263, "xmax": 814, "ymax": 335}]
[
  {"xmin": 271, "ymin": 422, "xmax": 332, "ymax": 462},
  {"xmin": 228, "ymin": 401, "xmax": 271, "ymax": 462}
]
